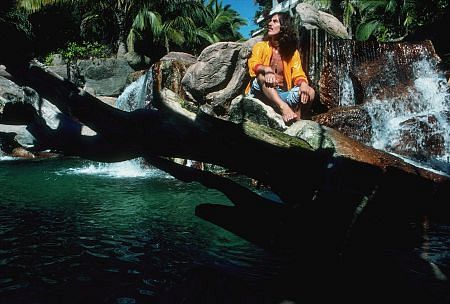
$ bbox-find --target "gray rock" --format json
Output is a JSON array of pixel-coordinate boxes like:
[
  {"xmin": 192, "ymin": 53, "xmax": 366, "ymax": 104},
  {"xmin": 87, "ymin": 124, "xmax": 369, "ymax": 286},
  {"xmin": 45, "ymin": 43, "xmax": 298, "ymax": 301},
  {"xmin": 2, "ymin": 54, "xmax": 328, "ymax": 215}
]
[
  {"xmin": 77, "ymin": 57, "xmax": 134, "ymax": 96},
  {"xmin": 124, "ymin": 51, "xmax": 151, "ymax": 70},
  {"xmin": 285, "ymin": 120, "xmax": 334, "ymax": 150},
  {"xmin": 229, "ymin": 95, "xmax": 286, "ymax": 131},
  {"xmin": 0, "ymin": 65, "xmax": 12, "ymax": 79},
  {"xmin": 182, "ymin": 38, "xmax": 262, "ymax": 117},
  {"xmin": 0, "ymin": 125, "xmax": 36, "ymax": 147},
  {"xmin": 51, "ymin": 53, "xmax": 66, "ymax": 65}
]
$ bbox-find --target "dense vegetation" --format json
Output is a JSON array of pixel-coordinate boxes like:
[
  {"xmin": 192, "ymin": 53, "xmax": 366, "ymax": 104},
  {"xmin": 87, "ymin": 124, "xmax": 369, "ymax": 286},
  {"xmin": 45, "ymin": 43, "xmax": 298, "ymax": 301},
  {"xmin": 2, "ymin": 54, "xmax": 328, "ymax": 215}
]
[
  {"xmin": 254, "ymin": 0, "xmax": 449, "ymax": 69},
  {"xmin": 2, "ymin": 0, "xmax": 246, "ymax": 64},
  {"xmin": 1, "ymin": 0, "xmax": 449, "ymax": 69}
]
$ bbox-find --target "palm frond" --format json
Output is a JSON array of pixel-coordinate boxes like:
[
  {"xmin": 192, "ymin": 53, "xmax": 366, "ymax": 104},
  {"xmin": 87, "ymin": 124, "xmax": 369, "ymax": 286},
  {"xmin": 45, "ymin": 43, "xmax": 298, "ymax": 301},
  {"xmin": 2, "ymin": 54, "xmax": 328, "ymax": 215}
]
[
  {"xmin": 343, "ymin": 1, "xmax": 355, "ymax": 28},
  {"xmin": 385, "ymin": 0, "xmax": 397, "ymax": 14},
  {"xmin": 161, "ymin": 23, "xmax": 185, "ymax": 46},
  {"xmin": 132, "ymin": 9, "xmax": 162, "ymax": 35},
  {"xmin": 17, "ymin": 0, "xmax": 82, "ymax": 12}
]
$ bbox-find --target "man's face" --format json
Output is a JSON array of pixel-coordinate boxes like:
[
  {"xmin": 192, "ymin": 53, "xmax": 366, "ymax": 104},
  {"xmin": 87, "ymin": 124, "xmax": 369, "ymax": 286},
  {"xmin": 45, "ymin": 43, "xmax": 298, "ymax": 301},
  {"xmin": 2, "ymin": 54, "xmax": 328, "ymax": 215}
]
[{"xmin": 267, "ymin": 14, "xmax": 281, "ymax": 37}]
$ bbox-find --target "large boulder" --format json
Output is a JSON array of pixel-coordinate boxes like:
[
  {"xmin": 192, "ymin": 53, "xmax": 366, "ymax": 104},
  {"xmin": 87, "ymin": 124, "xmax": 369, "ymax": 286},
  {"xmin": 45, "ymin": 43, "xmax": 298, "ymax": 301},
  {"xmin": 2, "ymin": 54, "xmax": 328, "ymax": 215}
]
[
  {"xmin": 182, "ymin": 37, "xmax": 261, "ymax": 117},
  {"xmin": 1, "ymin": 76, "xmax": 39, "ymax": 146},
  {"xmin": 124, "ymin": 51, "xmax": 151, "ymax": 71},
  {"xmin": 77, "ymin": 57, "xmax": 134, "ymax": 96},
  {"xmin": 295, "ymin": 3, "xmax": 350, "ymax": 39},
  {"xmin": 0, "ymin": 75, "xmax": 95, "ymax": 156},
  {"xmin": 1, "ymin": 75, "xmax": 24, "ymax": 110}
]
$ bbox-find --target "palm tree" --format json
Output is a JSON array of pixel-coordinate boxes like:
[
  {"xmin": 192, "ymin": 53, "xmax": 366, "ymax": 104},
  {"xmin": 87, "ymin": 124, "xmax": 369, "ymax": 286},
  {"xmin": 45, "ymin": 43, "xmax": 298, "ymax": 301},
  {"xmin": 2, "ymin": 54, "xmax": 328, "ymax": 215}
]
[
  {"xmin": 128, "ymin": 0, "xmax": 208, "ymax": 56},
  {"xmin": 17, "ymin": 0, "xmax": 205, "ymax": 56},
  {"xmin": 17, "ymin": 0, "xmax": 140, "ymax": 56},
  {"xmin": 201, "ymin": 0, "xmax": 247, "ymax": 43},
  {"xmin": 128, "ymin": 0, "xmax": 247, "ymax": 58},
  {"xmin": 18, "ymin": 0, "xmax": 247, "ymax": 59}
]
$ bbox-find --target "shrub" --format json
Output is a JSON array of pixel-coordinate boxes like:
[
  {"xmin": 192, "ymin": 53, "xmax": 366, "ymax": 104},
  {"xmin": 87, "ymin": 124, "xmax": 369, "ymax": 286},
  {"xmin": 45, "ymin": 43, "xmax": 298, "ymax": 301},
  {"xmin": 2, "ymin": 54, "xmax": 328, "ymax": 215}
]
[{"xmin": 45, "ymin": 41, "xmax": 112, "ymax": 64}]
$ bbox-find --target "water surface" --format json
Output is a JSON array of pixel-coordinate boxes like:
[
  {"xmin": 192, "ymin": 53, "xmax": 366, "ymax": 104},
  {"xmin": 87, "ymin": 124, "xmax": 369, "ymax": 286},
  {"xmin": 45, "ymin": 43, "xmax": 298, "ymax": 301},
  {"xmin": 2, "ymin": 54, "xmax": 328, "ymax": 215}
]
[
  {"xmin": 0, "ymin": 158, "xmax": 448, "ymax": 303},
  {"xmin": 0, "ymin": 158, "xmax": 288, "ymax": 303}
]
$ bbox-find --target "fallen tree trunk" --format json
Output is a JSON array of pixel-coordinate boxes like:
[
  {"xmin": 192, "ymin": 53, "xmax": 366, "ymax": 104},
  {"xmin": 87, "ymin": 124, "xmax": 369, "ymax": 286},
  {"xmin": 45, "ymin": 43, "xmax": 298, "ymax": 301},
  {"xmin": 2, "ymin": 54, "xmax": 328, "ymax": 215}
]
[{"xmin": 1, "ymin": 55, "xmax": 449, "ymax": 252}]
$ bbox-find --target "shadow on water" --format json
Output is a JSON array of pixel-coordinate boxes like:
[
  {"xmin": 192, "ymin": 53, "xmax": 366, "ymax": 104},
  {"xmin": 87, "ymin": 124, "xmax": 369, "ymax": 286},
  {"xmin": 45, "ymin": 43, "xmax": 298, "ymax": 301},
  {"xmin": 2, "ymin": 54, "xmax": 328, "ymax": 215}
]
[
  {"xmin": 0, "ymin": 159, "xmax": 449, "ymax": 304},
  {"xmin": 159, "ymin": 216, "xmax": 450, "ymax": 304}
]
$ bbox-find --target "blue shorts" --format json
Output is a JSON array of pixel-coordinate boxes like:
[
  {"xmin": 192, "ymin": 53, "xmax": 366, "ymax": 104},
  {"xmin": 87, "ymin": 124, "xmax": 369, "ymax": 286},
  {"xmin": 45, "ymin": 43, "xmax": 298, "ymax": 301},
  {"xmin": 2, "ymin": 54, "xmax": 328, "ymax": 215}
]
[{"xmin": 249, "ymin": 78, "xmax": 300, "ymax": 107}]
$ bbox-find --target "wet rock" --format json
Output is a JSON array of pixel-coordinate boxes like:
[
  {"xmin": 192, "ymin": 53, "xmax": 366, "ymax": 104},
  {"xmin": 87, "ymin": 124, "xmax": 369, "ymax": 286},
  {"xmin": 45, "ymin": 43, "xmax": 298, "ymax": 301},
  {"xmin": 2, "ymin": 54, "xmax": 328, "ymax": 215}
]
[
  {"xmin": 11, "ymin": 146, "xmax": 35, "ymax": 158},
  {"xmin": 312, "ymin": 106, "xmax": 372, "ymax": 144},
  {"xmin": 390, "ymin": 114, "xmax": 446, "ymax": 159},
  {"xmin": 319, "ymin": 40, "xmax": 440, "ymax": 109},
  {"xmin": 153, "ymin": 52, "xmax": 197, "ymax": 105}
]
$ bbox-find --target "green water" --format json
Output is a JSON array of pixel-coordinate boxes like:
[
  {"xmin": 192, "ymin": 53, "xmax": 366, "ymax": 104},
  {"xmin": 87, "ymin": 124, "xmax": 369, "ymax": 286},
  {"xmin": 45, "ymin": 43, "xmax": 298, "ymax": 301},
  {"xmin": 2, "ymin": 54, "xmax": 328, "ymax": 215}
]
[
  {"xmin": 0, "ymin": 157, "xmax": 449, "ymax": 303},
  {"xmin": 0, "ymin": 158, "xmax": 288, "ymax": 303}
]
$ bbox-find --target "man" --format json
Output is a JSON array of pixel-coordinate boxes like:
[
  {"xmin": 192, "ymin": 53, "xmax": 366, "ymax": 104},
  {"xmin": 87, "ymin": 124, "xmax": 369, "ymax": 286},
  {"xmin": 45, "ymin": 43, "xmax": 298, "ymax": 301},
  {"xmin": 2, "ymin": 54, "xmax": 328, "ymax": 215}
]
[{"xmin": 246, "ymin": 12, "xmax": 315, "ymax": 124}]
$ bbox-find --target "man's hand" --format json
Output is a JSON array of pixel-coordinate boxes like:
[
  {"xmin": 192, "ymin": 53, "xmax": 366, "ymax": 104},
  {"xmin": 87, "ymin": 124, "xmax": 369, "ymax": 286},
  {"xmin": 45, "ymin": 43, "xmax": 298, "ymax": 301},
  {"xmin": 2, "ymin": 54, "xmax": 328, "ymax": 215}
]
[
  {"xmin": 263, "ymin": 67, "xmax": 276, "ymax": 87},
  {"xmin": 299, "ymin": 82, "xmax": 315, "ymax": 104}
]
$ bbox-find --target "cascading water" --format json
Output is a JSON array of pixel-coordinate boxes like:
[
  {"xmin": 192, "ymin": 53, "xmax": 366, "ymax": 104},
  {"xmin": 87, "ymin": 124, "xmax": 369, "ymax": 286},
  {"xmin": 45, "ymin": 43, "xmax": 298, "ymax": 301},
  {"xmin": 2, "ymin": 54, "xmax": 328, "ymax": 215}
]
[
  {"xmin": 363, "ymin": 57, "xmax": 450, "ymax": 174},
  {"xmin": 110, "ymin": 68, "xmax": 154, "ymax": 169},
  {"xmin": 319, "ymin": 39, "xmax": 450, "ymax": 175},
  {"xmin": 115, "ymin": 69, "xmax": 153, "ymax": 112},
  {"xmin": 339, "ymin": 73, "xmax": 355, "ymax": 106}
]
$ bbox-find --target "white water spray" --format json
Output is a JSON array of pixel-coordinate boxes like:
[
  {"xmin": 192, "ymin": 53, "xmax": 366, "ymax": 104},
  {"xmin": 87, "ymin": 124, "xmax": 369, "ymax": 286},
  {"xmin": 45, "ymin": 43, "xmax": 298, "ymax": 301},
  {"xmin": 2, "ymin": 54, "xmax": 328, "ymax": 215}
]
[
  {"xmin": 60, "ymin": 159, "xmax": 172, "ymax": 179},
  {"xmin": 76, "ymin": 68, "xmax": 156, "ymax": 176},
  {"xmin": 363, "ymin": 57, "xmax": 450, "ymax": 173}
]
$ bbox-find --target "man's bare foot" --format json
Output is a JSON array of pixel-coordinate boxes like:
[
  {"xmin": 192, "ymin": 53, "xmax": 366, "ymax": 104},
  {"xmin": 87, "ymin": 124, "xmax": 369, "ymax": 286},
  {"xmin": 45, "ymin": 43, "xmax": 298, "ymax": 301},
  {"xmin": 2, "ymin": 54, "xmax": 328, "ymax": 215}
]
[{"xmin": 280, "ymin": 105, "xmax": 297, "ymax": 124}]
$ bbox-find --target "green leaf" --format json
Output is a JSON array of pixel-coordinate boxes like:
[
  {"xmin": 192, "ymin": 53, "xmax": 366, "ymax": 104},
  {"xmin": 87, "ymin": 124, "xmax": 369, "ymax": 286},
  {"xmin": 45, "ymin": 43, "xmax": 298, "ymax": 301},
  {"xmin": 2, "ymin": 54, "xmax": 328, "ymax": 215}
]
[{"xmin": 356, "ymin": 20, "xmax": 379, "ymax": 41}]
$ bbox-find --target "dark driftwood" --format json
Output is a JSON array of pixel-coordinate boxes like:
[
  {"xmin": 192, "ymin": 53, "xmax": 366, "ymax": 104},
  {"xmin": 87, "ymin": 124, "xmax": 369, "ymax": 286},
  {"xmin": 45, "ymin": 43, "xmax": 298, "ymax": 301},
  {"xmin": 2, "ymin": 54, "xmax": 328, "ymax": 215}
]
[{"xmin": 1, "ymin": 55, "xmax": 449, "ymax": 251}]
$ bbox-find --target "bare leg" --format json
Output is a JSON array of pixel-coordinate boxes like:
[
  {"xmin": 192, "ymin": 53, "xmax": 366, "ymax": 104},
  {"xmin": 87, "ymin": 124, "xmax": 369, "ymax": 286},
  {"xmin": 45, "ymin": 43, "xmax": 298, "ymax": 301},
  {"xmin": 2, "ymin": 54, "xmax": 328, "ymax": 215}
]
[{"xmin": 257, "ymin": 75, "xmax": 297, "ymax": 123}]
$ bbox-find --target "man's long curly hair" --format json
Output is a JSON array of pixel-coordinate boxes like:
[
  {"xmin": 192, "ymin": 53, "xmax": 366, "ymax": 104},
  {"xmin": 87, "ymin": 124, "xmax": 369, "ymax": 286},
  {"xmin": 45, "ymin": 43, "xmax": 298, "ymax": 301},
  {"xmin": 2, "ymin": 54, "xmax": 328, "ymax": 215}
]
[{"xmin": 264, "ymin": 12, "xmax": 298, "ymax": 59}]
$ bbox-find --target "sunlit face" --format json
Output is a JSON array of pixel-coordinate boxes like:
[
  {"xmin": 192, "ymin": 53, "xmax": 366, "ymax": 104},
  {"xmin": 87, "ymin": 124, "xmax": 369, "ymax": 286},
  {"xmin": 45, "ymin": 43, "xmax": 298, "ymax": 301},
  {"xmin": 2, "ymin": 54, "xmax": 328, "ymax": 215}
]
[{"xmin": 267, "ymin": 14, "xmax": 281, "ymax": 37}]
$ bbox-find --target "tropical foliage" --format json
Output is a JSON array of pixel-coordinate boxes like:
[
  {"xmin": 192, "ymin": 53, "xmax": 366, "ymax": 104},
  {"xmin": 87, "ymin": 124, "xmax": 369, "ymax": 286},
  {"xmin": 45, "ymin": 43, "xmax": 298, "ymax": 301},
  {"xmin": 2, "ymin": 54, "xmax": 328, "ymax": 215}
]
[
  {"xmin": 201, "ymin": 0, "xmax": 247, "ymax": 44},
  {"xmin": 253, "ymin": 0, "xmax": 448, "ymax": 42},
  {"xmin": 128, "ymin": 0, "xmax": 246, "ymax": 58},
  {"xmin": 354, "ymin": 0, "xmax": 448, "ymax": 41},
  {"xmin": 15, "ymin": 0, "xmax": 247, "ymax": 61},
  {"xmin": 44, "ymin": 41, "xmax": 112, "ymax": 65},
  {"xmin": 0, "ymin": 3, "xmax": 33, "ymax": 38}
]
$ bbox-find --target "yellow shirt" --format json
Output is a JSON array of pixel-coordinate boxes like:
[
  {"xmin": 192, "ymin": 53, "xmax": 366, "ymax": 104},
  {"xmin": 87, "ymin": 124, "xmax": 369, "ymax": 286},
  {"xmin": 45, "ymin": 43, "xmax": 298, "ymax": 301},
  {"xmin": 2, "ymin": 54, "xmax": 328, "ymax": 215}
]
[{"xmin": 246, "ymin": 40, "xmax": 308, "ymax": 93}]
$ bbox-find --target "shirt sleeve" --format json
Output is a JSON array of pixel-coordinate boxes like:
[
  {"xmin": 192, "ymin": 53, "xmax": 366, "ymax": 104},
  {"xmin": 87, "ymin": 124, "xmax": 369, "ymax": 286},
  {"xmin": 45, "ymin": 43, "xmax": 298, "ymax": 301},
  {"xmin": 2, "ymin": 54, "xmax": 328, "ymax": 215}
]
[
  {"xmin": 248, "ymin": 42, "xmax": 264, "ymax": 78},
  {"xmin": 291, "ymin": 50, "xmax": 308, "ymax": 86}
]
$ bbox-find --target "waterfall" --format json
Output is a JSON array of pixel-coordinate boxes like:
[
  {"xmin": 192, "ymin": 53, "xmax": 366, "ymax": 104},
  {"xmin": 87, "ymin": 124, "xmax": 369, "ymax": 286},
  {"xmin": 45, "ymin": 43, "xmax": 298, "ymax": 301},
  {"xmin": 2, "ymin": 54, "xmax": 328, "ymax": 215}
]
[
  {"xmin": 101, "ymin": 68, "xmax": 155, "ymax": 171},
  {"xmin": 115, "ymin": 69, "xmax": 153, "ymax": 112},
  {"xmin": 364, "ymin": 57, "xmax": 450, "ymax": 173},
  {"xmin": 110, "ymin": 66, "xmax": 202, "ymax": 171},
  {"xmin": 319, "ymin": 39, "xmax": 449, "ymax": 174}
]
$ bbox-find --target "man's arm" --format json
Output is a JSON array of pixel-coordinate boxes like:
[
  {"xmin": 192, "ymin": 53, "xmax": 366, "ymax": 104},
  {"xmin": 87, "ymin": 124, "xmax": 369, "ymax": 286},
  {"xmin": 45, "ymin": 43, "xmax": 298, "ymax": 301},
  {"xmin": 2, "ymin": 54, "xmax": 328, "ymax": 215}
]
[
  {"xmin": 291, "ymin": 50, "xmax": 308, "ymax": 86},
  {"xmin": 248, "ymin": 42, "xmax": 273, "ymax": 77}
]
